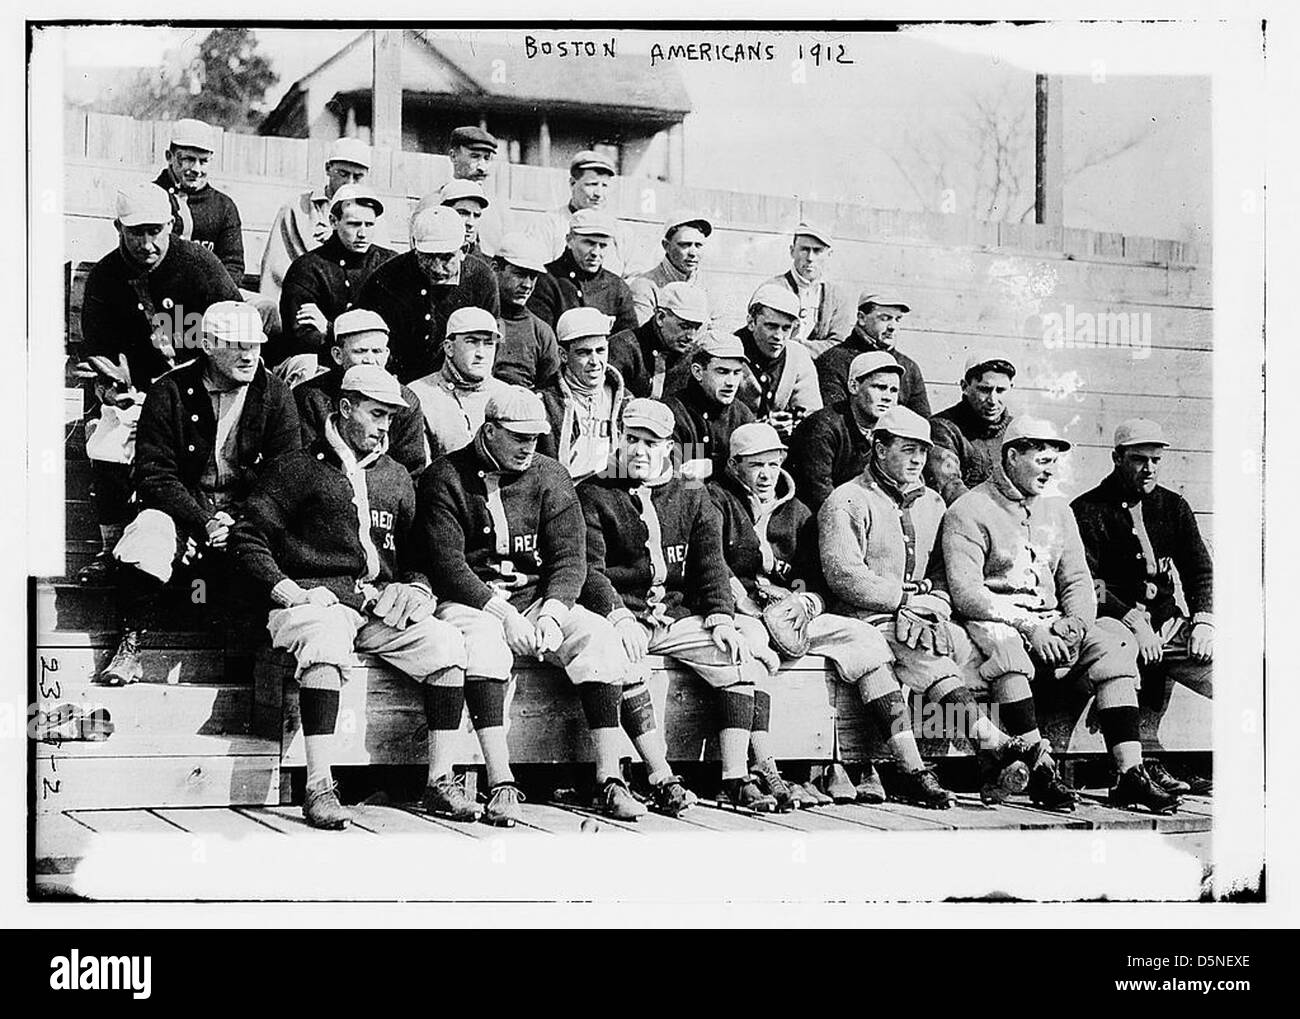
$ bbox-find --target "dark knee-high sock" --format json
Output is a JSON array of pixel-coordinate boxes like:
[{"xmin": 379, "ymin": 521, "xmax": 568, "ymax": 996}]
[{"xmin": 863, "ymin": 689, "xmax": 924, "ymax": 772}]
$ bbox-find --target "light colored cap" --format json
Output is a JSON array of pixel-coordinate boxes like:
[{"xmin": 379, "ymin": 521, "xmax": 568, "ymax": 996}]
[
  {"xmin": 569, "ymin": 207, "xmax": 618, "ymax": 237},
  {"xmin": 410, "ymin": 206, "xmax": 466, "ymax": 253},
  {"xmin": 849, "ymin": 351, "xmax": 904, "ymax": 382},
  {"xmin": 730, "ymin": 422, "xmax": 787, "ymax": 459},
  {"xmin": 200, "ymin": 301, "xmax": 267, "ymax": 346},
  {"xmin": 963, "ymin": 352, "xmax": 1016, "ymax": 379},
  {"xmin": 1113, "ymin": 418, "xmax": 1170, "ymax": 449},
  {"xmin": 340, "ymin": 364, "xmax": 408, "ymax": 409},
  {"xmin": 793, "ymin": 221, "xmax": 833, "ymax": 247},
  {"xmin": 658, "ymin": 282, "xmax": 709, "ymax": 324},
  {"xmin": 696, "ymin": 331, "xmax": 749, "ymax": 363},
  {"xmin": 445, "ymin": 306, "xmax": 501, "ymax": 338},
  {"xmin": 327, "ymin": 137, "xmax": 372, "ymax": 169},
  {"xmin": 622, "ymin": 398, "xmax": 675, "ymax": 440},
  {"xmin": 570, "ymin": 149, "xmax": 616, "ymax": 175},
  {"xmin": 169, "ymin": 118, "xmax": 215, "ymax": 153},
  {"xmin": 1002, "ymin": 415, "xmax": 1072, "ymax": 451},
  {"xmin": 748, "ymin": 282, "xmax": 801, "ymax": 320},
  {"xmin": 333, "ymin": 308, "xmax": 389, "ymax": 340},
  {"xmin": 329, "ymin": 183, "xmax": 384, "ymax": 217},
  {"xmin": 115, "ymin": 182, "xmax": 173, "ymax": 227},
  {"xmin": 858, "ymin": 291, "xmax": 911, "ymax": 312},
  {"xmin": 872, "ymin": 406, "xmax": 932, "ymax": 446},
  {"xmin": 485, "ymin": 385, "xmax": 551, "ymax": 435},
  {"xmin": 556, "ymin": 307, "xmax": 613, "ymax": 345},
  {"xmin": 665, "ymin": 210, "xmax": 713, "ymax": 237},
  {"xmin": 438, "ymin": 178, "xmax": 490, "ymax": 209},
  {"xmin": 494, "ymin": 232, "xmax": 549, "ymax": 274}
]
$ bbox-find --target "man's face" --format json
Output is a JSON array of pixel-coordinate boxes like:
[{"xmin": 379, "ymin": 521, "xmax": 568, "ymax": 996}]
[
  {"xmin": 324, "ymin": 160, "xmax": 367, "ymax": 198},
  {"xmin": 564, "ymin": 335, "xmax": 609, "ymax": 389},
  {"xmin": 447, "ymin": 198, "xmax": 484, "ymax": 247},
  {"xmin": 875, "ymin": 436, "xmax": 929, "ymax": 487},
  {"xmin": 451, "ymin": 145, "xmax": 494, "ymax": 183},
  {"xmin": 858, "ymin": 305, "xmax": 906, "ymax": 345},
  {"xmin": 331, "ymin": 201, "xmax": 377, "ymax": 253},
  {"xmin": 570, "ymin": 169, "xmax": 612, "ymax": 209},
  {"xmin": 962, "ymin": 370, "xmax": 1014, "ymax": 422},
  {"xmin": 568, "ymin": 233, "xmax": 609, "ymax": 274},
  {"xmin": 117, "ymin": 221, "xmax": 171, "ymax": 270},
  {"xmin": 848, "ymin": 369, "xmax": 900, "ymax": 422},
  {"xmin": 733, "ymin": 450, "xmax": 785, "ymax": 502},
  {"xmin": 331, "ymin": 330, "xmax": 390, "ymax": 370},
  {"xmin": 747, "ymin": 306, "xmax": 798, "ymax": 360},
  {"xmin": 655, "ymin": 310, "xmax": 702, "ymax": 355},
  {"xmin": 445, "ymin": 330, "xmax": 498, "ymax": 381},
  {"xmin": 1005, "ymin": 443, "xmax": 1061, "ymax": 497},
  {"xmin": 1115, "ymin": 444, "xmax": 1164, "ymax": 496},
  {"xmin": 692, "ymin": 357, "xmax": 746, "ymax": 405},
  {"xmin": 166, "ymin": 146, "xmax": 210, "ymax": 191},
  {"xmin": 621, "ymin": 427, "xmax": 671, "ymax": 481},
  {"xmin": 203, "ymin": 339, "xmax": 261, "ymax": 386},
  {"xmin": 416, "ymin": 248, "xmax": 462, "ymax": 284},
  {"xmin": 496, "ymin": 261, "xmax": 539, "ymax": 306},
  {"xmin": 484, "ymin": 421, "xmax": 538, "ymax": 472},
  {"xmin": 790, "ymin": 234, "xmax": 829, "ymax": 281},
  {"xmin": 664, "ymin": 225, "xmax": 707, "ymax": 275},
  {"xmin": 338, "ymin": 395, "xmax": 395, "ymax": 455}
]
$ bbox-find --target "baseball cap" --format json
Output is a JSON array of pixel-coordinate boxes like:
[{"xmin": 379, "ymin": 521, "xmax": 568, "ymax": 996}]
[
  {"xmin": 695, "ymin": 332, "xmax": 749, "ymax": 363},
  {"xmin": 659, "ymin": 282, "xmax": 709, "ymax": 324},
  {"xmin": 849, "ymin": 351, "xmax": 904, "ymax": 383},
  {"xmin": 200, "ymin": 301, "xmax": 267, "ymax": 346},
  {"xmin": 333, "ymin": 308, "xmax": 389, "ymax": 341},
  {"xmin": 872, "ymin": 406, "xmax": 932, "ymax": 446},
  {"xmin": 665, "ymin": 210, "xmax": 713, "ymax": 238},
  {"xmin": 410, "ymin": 206, "xmax": 466, "ymax": 253},
  {"xmin": 340, "ymin": 364, "xmax": 408, "ymax": 409},
  {"xmin": 445, "ymin": 306, "xmax": 501, "ymax": 337},
  {"xmin": 964, "ymin": 352, "xmax": 1017, "ymax": 379},
  {"xmin": 1113, "ymin": 418, "xmax": 1170, "ymax": 449},
  {"xmin": 486, "ymin": 386, "xmax": 551, "ymax": 435},
  {"xmin": 570, "ymin": 149, "xmax": 616, "ymax": 176},
  {"xmin": 858, "ymin": 291, "xmax": 911, "ymax": 312},
  {"xmin": 170, "ymin": 118, "xmax": 215, "ymax": 153},
  {"xmin": 1002, "ymin": 416, "xmax": 1072, "ymax": 451},
  {"xmin": 748, "ymin": 283, "xmax": 801, "ymax": 320},
  {"xmin": 569, "ymin": 208, "xmax": 618, "ymax": 238},
  {"xmin": 730, "ymin": 422, "xmax": 786, "ymax": 459},
  {"xmin": 449, "ymin": 126, "xmax": 498, "ymax": 153},
  {"xmin": 329, "ymin": 183, "xmax": 384, "ymax": 218},
  {"xmin": 115, "ymin": 182, "xmax": 173, "ymax": 227},
  {"xmin": 438, "ymin": 178, "xmax": 490, "ymax": 209},
  {"xmin": 556, "ymin": 307, "xmax": 613, "ymax": 345},
  {"xmin": 793, "ymin": 221, "xmax": 833, "ymax": 247},
  {"xmin": 326, "ymin": 137, "xmax": 372, "ymax": 169},
  {"xmin": 494, "ymin": 232, "xmax": 549, "ymax": 274},
  {"xmin": 622, "ymin": 398, "xmax": 675, "ymax": 440}
]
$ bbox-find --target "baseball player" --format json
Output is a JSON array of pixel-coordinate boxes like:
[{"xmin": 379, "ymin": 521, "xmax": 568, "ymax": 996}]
[
  {"xmin": 537, "ymin": 308, "xmax": 627, "ymax": 481},
  {"xmin": 664, "ymin": 332, "xmax": 757, "ymax": 482},
  {"xmin": 487, "ymin": 233, "xmax": 561, "ymax": 390},
  {"xmin": 734, "ymin": 283, "xmax": 823, "ymax": 439},
  {"xmin": 415, "ymin": 386, "xmax": 663, "ymax": 824},
  {"xmin": 1071, "ymin": 418, "xmax": 1213, "ymax": 795},
  {"xmin": 231, "ymin": 365, "xmax": 470, "ymax": 830},
  {"xmin": 427, "ymin": 179, "xmax": 493, "ymax": 262},
  {"xmin": 820, "ymin": 407, "xmax": 1046, "ymax": 809},
  {"xmin": 942, "ymin": 417, "xmax": 1181, "ymax": 814},
  {"xmin": 529, "ymin": 149, "xmax": 632, "ymax": 277},
  {"xmin": 927, "ymin": 353, "xmax": 1018, "ymax": 505},
  {"xmin": 627, "ymin": 210, "xmax": 714, "ymax": 325},
  {"xmin": 580, "ymin": 398, "xmax": 778, "ymax": 813},
  {"xmin": 763, "ymin": 222, "xmax": 856, "ymax": 360},
  {"xmin": 816, "ymin": 292, "xmax": 929, "ymax": 415},
  {"xmin": 445, "ymin": 126, "xmax": 504, "ymax": 256},
  {"xmin": 527, "ymin": 208, "xmax": 638, "ymax": 335},
  {"xmin": 607, "ymin": 282, "xmax": 708, "ymax": 401}
]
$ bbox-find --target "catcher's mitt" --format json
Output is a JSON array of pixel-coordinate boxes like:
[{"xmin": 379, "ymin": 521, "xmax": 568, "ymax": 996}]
[{"xmin": 762, "ymin": 592, "xmax": 817, "ymax": 659}]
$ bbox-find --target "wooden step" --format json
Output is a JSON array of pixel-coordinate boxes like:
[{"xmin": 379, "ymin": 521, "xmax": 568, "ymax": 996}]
[
  {"xmin": 35, "ymin": 580, "xmax": 248, "ymax": 633},
  {"xmin": 33, "ymin": 678, "xmax": 252, "ymax": 735},
  {"xmin": 35, "ymin": 642, "xmax": 255, "ymax": 686}
]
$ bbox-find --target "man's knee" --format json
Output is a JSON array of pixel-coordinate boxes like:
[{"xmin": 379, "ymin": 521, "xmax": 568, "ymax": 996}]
[
  {"xmin": 1080, "ymin": 618, "xmax": 1141, "ymax": 684},
  {"xmin": 268, "ymin": 602, "xmax": 358, "ymax": 676}
]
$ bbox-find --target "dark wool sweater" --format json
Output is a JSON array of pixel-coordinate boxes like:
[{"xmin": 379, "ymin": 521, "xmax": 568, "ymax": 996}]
[
  {"xmin": 494, "ymin": 303, "xmax": 561, "ymax": 389},
  {"xmin": 814, "ymin": 326, "xmax": 931, "ymax": 416},
  {"xmin": 275, "ymin": 236, "xmax": 396, "ymax": 363},
  {"xmin": 414, "ymin": 436, "xmax": 586, "ymax": 613},
  {"xmin": 81, "ymin": 238, "xmax": 242, "ymax": 390},
  {"xmin": 665, "ymin": 380, "xmax": 756, "ymax": 480},
  {"xmin": 708, "ymin": 471, "xmax": 823, "ymax": 599},
  {"xmin": 153, "ymin": 169, "xmax": 246, "ymax": 287},
  {"xmin": 527, "ymin": 250, "xmax": 638, "ymax": 336},
  {"xmin": 927, "ymin": 400, "xmax": 1014, "ymax": 506},
  {"xmin": 1071, "ymin": 471, "xmax": 1213, "ymax": 630},
  {"xmin": 294, "ymin": 367, "xmax": 428, "ymax": 477},
  {"xmin": 579, "ymin": 472, "xmax": 734, "ymax": 624},
  {"xmin": 607, "ymin": 319, "xmax": 691, "ymax": 400},
  {"xmin": 357, "ymin": 251, "xmax": 500, "ymax": 384},
  {"xmin": 133, "ymin": 360, "xmax": 300, "ymax": 538},
  {"xmin": 231, "ymin": 434, "xmax": 427, "ymax": 610},
  {"xmin": 785, "ymin": 400, "xmax": 873, "ymax": 514}
]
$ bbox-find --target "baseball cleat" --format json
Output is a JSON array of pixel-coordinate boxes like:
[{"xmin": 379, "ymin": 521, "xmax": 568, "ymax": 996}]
[
  {"xmin": 598, "ymin": 777, "xmax": 648, "ymax": 821},
  {"xmin": 98, "ymin": 630, "xmax": 143, "ymax": 686},
  {"xmin": 854, "ymin": 762, "xmax": 888, "ymax": 804},
  {"xmin": 717, "ymin": 776, "xmax": 778, "ymax": 813},
  {"xmin": 751, "ymin": 759, "xmax": 797, "ymax": 812},
  {"xmin": 649, "ymin": 774, "xmax": 696, "ymax": 817},
  {"xmin": 1109, "ymin": 764, "xmax": 1181, "ymax": 815},
  {"xmin": 978, "ymin": 737, "xmax": 1033, "ymax": 805},
  {"xmin": 892, "ymin": 766, "xmax": 955, "ymax": 810},
  {"xmin": 482, "ymin": 781, "xmax": 525, "ymax": 827},
  {"xmin": 820, "ymin": 761, "xmax": 858, "ymax": 804},
  {"xmin": 1025, "ymin": 740, "xmax": 1079, "ymax": 812},
  {"xmin": 302, "ymin": 783, "xmax": 352, "ymax": 830},
  {"xmin": 422, "ymin": 774, "xmax": 482, "ymax": 822},
  {"xmin": 1144, "ymin": 760, "xmax": 1192, "ymax": 796},
  {"xmin": 798, "ymin": 781, "xmax": 834, "ymax": 807}
]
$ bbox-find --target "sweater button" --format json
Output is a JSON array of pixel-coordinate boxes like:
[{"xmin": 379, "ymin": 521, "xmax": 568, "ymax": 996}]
[
  {"xmin": 137, "ymin": 303, "xmax": 144, "ymax": 311},
  {"xmin": 317, "ymin": 453, "xmax": 325, "ymax": 460},
  {"xmin": 482, "ymin": 526, "xmax": 491, "ymax": 534},
  {"xmin": 421, "ymin": 289, "xmax": 428, "ymax": 296},
  {"xmin": 478, "ymin": 470, "xmax": 485, "ymax": 478},
  {"xmin": 187, "ymin": 444, "xmax": 195, "ymax": 452},
  {"xmin": 186, "ymin": 388, "xmax": 194, "ymax": 395},
  {"xmin": 191, "ymin": 414, "xmax": 199, "ymax": 422},
  {"xmin": 425, "ymin": 314, "xmax": 431, "ymax": 321}
]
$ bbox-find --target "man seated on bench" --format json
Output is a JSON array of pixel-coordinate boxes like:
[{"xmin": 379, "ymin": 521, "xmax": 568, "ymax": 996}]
[
  {"xmin": 230, "ymin": 365, "xmax": 470, "ymax": 831},
  {"xmin": 98, "ymin": 302, "xmax": 300, "ymax": 686},
  {"xmin": 537, "ymin": 307, "xmax": 626, "ymax": 481},
  {"xmin": 415, "ymin": 386, "xmax": 668, "ymax": 825},
  {"xmin": 941, "ymin": 416, "xmax": 1181, "ymax": 815},
  {"xmin": 579, "ymin": 398, "xmax": 778, "ymax": 813},
  {"xmin": 819, "ymin": 407, "xmax": 1043, "ymax": 809}
]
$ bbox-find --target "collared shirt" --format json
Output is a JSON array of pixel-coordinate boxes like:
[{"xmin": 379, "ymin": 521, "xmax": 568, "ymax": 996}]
[{"xmin": 198, "ymin": 370, "xmax": 251, "ymax": 508}]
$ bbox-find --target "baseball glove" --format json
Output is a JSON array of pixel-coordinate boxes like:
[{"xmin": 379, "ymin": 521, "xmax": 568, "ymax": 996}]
[{"xmin": 763, "ymin": 592, "xmax": 817, "ymax": 659}]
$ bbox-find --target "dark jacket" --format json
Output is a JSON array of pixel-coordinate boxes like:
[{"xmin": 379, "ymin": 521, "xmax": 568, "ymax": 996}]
[
  {"xmin": 927, "ymin": 400, "xmax": 1013, "ymax": 506},
  {"xmin": 414, "ymin": 434, "xmax": 586, "ymax": 614},
  {"xmin": 81, "ymin": 238, "xmax": 241, "ymax": 390},
  {"xmin": 607, "ymin": 319, "xmax": 691, "ymax": 400},
  {"xmin": 357, "ymin": 251, "xmax": 500, "ymax": 384},
  {"xmin": 708, "ymin": 470, "xmax": 822, "ymax": 601},
  {"xmin": 230, "ymin": 432, "xmax": 427, "ymax": 611},
  {"xmin": 275, "ymin": 236, "xmax": 395, "ymax": 364},
  {"xmin": 1071, "ymin": 471, "xmax": 1213, "ymax": 630},
  {"xmin": 153, "ymin": 169, "xmax": 245, "ymax": 288},
  {"xmin": 528, "ymin": 249, "xmax": 638, "ymax": 336},
  {"xmin": 814, "ymin": 326, "xmax": 930, "ymax": 415},
  {"xmin": 535, "ymin": 367, "xmax": 626, "ymax": 477},
  {"xmin": 786, "ymin": 399, "xmax": 873, "ymax": 513},
  {"xmin": 665, "ymin": 380, "xmax": 756, "ymax": 480},
  {"xmin": 495, "ymin": 303, "xmax": 561, "ymax": 389},
  {"xmin": 133, "ymin": 360, "xmax": 300, "ymax": 538},
  {"xmin": 294, "ymin": 367, "xmax": 428, "ymax": 477}
]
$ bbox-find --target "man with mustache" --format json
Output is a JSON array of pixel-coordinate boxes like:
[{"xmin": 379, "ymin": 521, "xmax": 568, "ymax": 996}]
[
  {"xmin": 628, "ymin": 211, "xmax": 713, "ymax": 326},
  {"xmin": 528, "ymin": 208, "xmax": 637, "ymax": 336},
  {"xmin": 664, "ymin": 333, "xmax": 756, "ymax": 482},
  {"xmin": 927, "ymin": 353, "xmax": 1018, "ymax": 505},
  {"xmin": 537, "ymin": 308, "xmax": 626, "ymax": 481}
]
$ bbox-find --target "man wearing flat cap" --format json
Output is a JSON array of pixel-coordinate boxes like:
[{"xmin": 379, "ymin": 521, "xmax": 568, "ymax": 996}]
[
  {"xmin": 260, "ymin": 137, "xmax": 374, "ymax": 304},
  {"xmin": 664, "ymin": 331, "xmax": 757, "ymax": 481},
  {"xmin": 734, "ymin": 283, "xmax": 823, "ymax": 438},
  {"xmin": 608, "ymin": 281, "xmax": 707, "ymax": 401},
  {"xmin": 232, "ymin": 364, "xmax": 468, "ymax": 831},
  {"xmin": 489, "ymin": 232, "xmax": 561, "ymax": 389},
  {"xmin": 628, "ymin": 211, "xmax": 713, "ymax": 325},
  {"xmin": 537, "ymin": 307, "xmax": 626, "ymax": 480},
  {"xmin": 358, "ymin": 206, "xmax": 500, "ymax": 383},
  {"xmin": 528, "ymin": 208, "xmax": 638, "ymax": 336},
  {"xmin": 765, "ymin": 222, "xmax": 856, "ymax": 360},
  {"xmin": 1071, "ymin": 419, "xmax": 1214, "ymax": 796},
  {"xmin": 927, "ymin": 352, "xmax": 1017, "ymax": 505},
  {"xmin": 530, "ymin": 149, "xmax": 631, "ymax": 277},
  {"xmin": 816, "ymin": 292, "xmax": 929, "ymax": 415}
]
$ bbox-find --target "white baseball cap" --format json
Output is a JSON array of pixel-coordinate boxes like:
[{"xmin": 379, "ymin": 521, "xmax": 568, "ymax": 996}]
[
  {"xmin": 115, "ymin": 182, "xmax": 173, "ymax": 227},
  {"xmin": 170, "ymin": 118, "xmax": 215, "ymax": 153},
  {"xmin": 556, "ymin": 307, "xmax": 613, "ymax": 345},
  {"xmin": 445, "ymin": 306, "xmax": 500, "ymax": 337},
  {"xmin": 340, "ymin": 364, "xmax": 408, "ymax": 408},
  {"xmin": 410, "ymin": 206, "xmax": 466, "ymax": 254},
  {"xmin": 327, "ymin": 137, "xmax": 372, "ymax": 169},
  {"xmin": 730, "ymin": 422, "xmax": 786, "ymax": 459}
]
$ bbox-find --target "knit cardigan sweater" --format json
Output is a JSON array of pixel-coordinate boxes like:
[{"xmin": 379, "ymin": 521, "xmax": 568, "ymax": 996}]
[
  {"xmin": 152, "ymin": 169, "xmax": 245, "ymax": 287},
  {"xmin": 527, "ymin": 249, "xmax": 638, "ymax": 336},
  {"xmin": 926, "ymin": 400, "xmax": 1014, "ymax": 506},
  {"xmin": 607, "ymin": 319, "xmax": 692, "ymax": 401},
  {"xmin": 294, "ymin": 367, "xmax": 429, "ymax": 477},
  {"xmin": 734, "ymin": 326, "xmax": 824, "ymax": 421},
  {"xmin": 785, "ymin": 400, "xmax": 875, "ymax": 514},
  {"xmin": 708, "ymin": 469, "xmax": 822, "ymax": 603},
  {"xmin": 276, "ymin": 235, "xmax": 396, "ymax": 362}
]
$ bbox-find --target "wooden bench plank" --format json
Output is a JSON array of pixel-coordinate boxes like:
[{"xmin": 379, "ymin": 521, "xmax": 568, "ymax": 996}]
[
  {"xmin": 512, "ymin": 802, "xmax": 635, "ymax": 838},
  {"xmin": 346, "ymin": 804, "xmax": 477, "ymax": 838},
  {"xmin": 944, "ymin": 794, "xmax": 1090, "ymax": 831},
  {"xmin": 67, "ymin": 808, "xmax": 186, "ymax": 835},
  {"xmin": 151, "ymin": 806, "xmax": 285, "ymax": 838},
  {"xmin": 239, "ymin": 805, "xmax": 374, "ymax": 837},
  {"xmin": 545, "ymin": 799, "xmax": 703, "ymax": 836}
]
